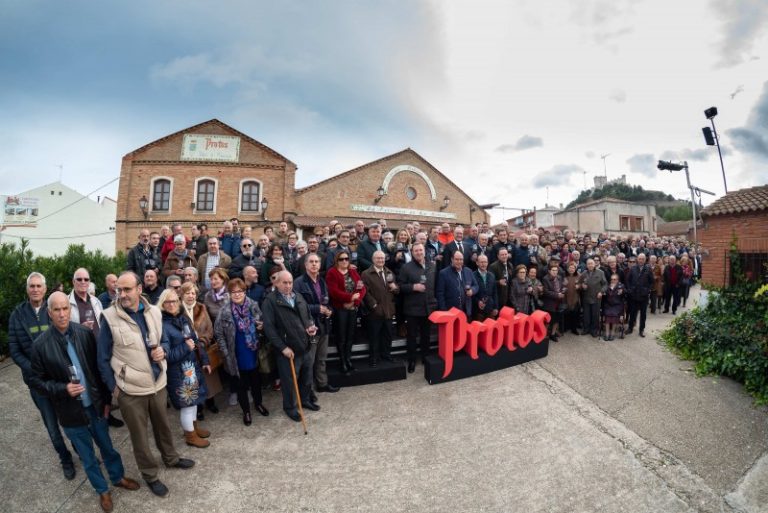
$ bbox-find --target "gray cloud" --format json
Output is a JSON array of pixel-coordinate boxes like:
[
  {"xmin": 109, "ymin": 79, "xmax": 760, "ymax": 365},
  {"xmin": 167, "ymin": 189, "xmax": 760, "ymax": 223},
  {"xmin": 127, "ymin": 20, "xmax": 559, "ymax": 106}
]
[
  {"xmin": 727, "ymin": 128, "xmax": 768, "ymax": 157},
  {"xmin": 713, "ymin": 0, "xmax": 768, "ymax": 68},
  {"xmin": 626, "ymin": 153, "xmax": 656, "ymax": 177},
  {"xmin": 532, "ymin": 164, "xmax": 585, "ymax": 188},
  {"xmin": 660, "ymin": 148, "xmax": 712, "ymax": 162},
  {"xmin": 496, "ymin": 135, "xmax": 543, "ymax": 153}
]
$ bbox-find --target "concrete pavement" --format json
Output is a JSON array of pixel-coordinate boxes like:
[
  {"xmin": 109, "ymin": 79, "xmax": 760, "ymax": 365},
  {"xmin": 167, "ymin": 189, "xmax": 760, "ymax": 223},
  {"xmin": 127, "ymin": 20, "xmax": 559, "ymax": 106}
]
[{"xmin": 1, "ymin": 284, "xmax": 766, "ymax": 512}]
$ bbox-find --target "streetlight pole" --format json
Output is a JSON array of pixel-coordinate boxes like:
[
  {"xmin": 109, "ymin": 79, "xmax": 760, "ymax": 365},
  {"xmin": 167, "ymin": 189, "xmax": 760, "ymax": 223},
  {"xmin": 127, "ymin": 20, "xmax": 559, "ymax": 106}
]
[{"xmin": 703, "ymin": 106, "xmax": 728, "ymax": 193}]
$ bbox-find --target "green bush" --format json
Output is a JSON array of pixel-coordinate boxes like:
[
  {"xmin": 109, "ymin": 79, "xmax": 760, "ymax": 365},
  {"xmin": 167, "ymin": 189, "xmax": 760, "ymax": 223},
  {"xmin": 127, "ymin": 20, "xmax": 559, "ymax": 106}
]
[
  {"xmin": 0, "ymin": 240, "xmax": 125, "ymax": 357},
  {"xmin": 660, "ymin": 282, "xmax": 768, "ymax": 404}
]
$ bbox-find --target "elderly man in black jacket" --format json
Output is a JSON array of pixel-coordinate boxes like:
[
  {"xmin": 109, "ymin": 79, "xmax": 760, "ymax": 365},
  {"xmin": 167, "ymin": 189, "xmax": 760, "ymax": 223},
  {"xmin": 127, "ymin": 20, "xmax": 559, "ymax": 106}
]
[
  {"xmin": 626, "ymin": 253, "xmax": 654, "ymax": 337},
  {"xmin": 30, "ymin": 292, "xmax": 140, "ymax": 512},
  {"xmin": 9, "ymin": 272, "xmax": 75, "ymax": 480},
  {"xmin": 262, "ymin": 271, "xmax": 320, "ymax": 421},
  {"xmin": 397, "ymin": 243, "xmax": 437, "ymax": 373}
]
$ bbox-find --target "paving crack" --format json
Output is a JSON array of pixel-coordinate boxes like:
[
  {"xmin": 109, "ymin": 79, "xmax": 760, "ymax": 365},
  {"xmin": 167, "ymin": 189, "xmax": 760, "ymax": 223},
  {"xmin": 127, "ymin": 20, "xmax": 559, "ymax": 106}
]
[{"xmin": 523, "ymin": 361, "xmax": 738, "ymax": 513}]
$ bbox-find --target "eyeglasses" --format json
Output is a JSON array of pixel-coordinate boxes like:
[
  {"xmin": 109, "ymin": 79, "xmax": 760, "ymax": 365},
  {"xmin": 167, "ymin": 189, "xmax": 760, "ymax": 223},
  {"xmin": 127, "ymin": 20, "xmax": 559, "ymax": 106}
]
[
  {"xmin": 163, "ymin": 300, "xmax": 179, "ymax": 305},
  {"xmin": 75, "ymin": 277, "xmax": 90, "ymax": 282},
  {"xmin": 172, "ymin": 285, "xmax": 181, "ymax": 290},
  {"xmin": 337, "ymin": 257, "xmax": 349, "ymax": 261},
  {"xmin": 230, "ymin": 290, "xmax": 245, "ymax": 295},
  {"xmin": 242, "ymin": 244, "xmax": 253, "ymax": 248}
]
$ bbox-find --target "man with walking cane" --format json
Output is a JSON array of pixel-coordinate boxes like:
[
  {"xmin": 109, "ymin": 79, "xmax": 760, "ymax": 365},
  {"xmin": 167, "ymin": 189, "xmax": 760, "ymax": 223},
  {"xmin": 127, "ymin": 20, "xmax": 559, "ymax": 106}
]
[{"xmin": 262, "ymin": 270, "xmax": 320, "ymax": 423}]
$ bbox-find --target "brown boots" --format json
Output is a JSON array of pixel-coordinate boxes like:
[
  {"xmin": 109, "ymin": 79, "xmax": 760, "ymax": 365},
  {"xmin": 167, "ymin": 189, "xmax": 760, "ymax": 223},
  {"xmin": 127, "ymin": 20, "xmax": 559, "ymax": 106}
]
[{"xmin": 184, "ymin": 422, "xmax": 211, "ymax": 448}]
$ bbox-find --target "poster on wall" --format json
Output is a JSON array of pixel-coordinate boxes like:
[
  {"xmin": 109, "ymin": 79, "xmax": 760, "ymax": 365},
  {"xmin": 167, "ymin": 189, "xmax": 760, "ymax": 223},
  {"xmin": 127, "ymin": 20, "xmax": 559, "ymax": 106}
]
[
  {"xmin": 1, "ymin": 195, "xmax": 39, "ymax": 226},
  {"xmin": 181, "ymin": 134, "xmax": 241, "ymax": 162}
]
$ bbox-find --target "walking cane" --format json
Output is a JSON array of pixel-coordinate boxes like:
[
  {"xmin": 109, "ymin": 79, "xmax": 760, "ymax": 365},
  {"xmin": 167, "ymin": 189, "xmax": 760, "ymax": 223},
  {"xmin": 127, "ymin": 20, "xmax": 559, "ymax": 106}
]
[{"xmin": 289, "ymin": 355, "xmax": 308, "ymax": 435}]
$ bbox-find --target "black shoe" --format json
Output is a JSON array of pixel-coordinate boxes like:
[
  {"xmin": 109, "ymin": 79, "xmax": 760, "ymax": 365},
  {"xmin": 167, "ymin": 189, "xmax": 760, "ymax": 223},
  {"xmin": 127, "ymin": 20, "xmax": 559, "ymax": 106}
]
[
  {"xmin": 608, "ymin": 335, "xmax": 615, "ymax": 341},
  {"xmin": 663, "ymin": 309, "xmax": 669, "ymax": 313},
  {"xmin": 256, "ymin": 404, "xmax": 269, "ymax": 417},
  {"xmin": 407, "ymin": 361, "xmax": 416, "ymax": 373},
  {"xmin": 285, "ymin": 410, "xmax": 301, "ymax": 422},
  {"xmin": 107, "ymin": 413, "xmax": 124, "ymax": 428},
  {"xmin": 626, "ymin": 328, "xmax": 633, "ymax": 335},
  {"xmin": 302, "ymin": 402, "xmax": 321, "ymax": 411},
  {"xmin": 369, "ymin": 359, "xmax": 378, "ymax": 367},
  {"xmin": 206, "ymin": 399, "xmax": 219, "ymax": 414},
  {"xmin": 346, "ymin": 358, "xmax": 355, "ymax": 371},
  {"xmin": 571, "ymin": 329, "xmax": 579, "ymax": 335},
  {"xmin": 145, "ymin": 479, "xmax": 169, "ymax": 498},
  {"xmin": 550, "ymin": 335, "xmax": 559, "ymax": 342},
  {"xmin": 169, "ymin": 458, "xmax": 195, "ymax": 469},
  {"xmin": 672, "ymin": 310, "xmax": 677, "ymax": 315},
  {"xmin": 310, "ymin": 391, "xmax": 319, "ymax": 403},
  {"xmin": 639, "ymin": 331, "xmax": 645, "ymax": 337},
  {"xmin": 380, "ymin": 354, "xmax": 394, "ymax": 362},
  {"xmin": 62, "ymin": 462, "xmax": 76, "ymax": 480},
  {"xmin": 243, "ymin": 412, "xmax": 252, "ymax": 426},
  {"xmin": 580, "ymin": 331, "xmax": 590, "ymax": 336},
  {"xmin": 196, "ymin": 406, "xmax": 204, "ymax": 421},
  {"xmin": 317, "ymin": 384, "xmax": 340, "ymax": 393}
]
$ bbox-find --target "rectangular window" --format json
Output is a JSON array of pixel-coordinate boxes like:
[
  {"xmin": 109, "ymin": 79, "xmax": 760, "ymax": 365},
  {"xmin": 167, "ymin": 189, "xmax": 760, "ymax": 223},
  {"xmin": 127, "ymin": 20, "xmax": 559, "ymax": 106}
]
[
  {"xmin": 196, "ymin": 180, "xmax": 215, "ymax": 211},
  {"xmin": 152, "ymin": 180, "xmax": 170, "ymax": 211},
  {"xmin": 241, "ymin": 181, "xmax": 261, "ymax": 211},
  {"xmin": 619, "ymin": 215, "xmax": 644, "ymax": 231}
]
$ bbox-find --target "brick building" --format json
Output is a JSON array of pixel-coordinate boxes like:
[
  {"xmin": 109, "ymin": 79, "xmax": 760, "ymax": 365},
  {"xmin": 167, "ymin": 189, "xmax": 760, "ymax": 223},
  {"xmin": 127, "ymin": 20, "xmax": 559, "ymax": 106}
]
[
  {"xmin": 115, "ymin": 119, "xmax": 488, "ymax": 251},
  {"xmin": 699, "ymin": 184, "xmax": 768, "ymax": 287}
]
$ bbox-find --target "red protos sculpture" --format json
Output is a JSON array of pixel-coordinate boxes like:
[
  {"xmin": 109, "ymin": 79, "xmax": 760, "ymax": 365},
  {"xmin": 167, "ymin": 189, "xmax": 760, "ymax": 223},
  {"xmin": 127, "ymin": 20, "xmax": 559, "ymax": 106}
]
[{"xmin": 428, "ymin": 306, "xmax": 551, "ymax": 378}]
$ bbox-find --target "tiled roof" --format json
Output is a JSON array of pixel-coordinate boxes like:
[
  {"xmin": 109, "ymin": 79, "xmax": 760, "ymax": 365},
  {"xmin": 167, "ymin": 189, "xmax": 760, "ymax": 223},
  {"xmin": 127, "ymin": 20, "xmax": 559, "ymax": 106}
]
[{"xmin": 700, "ymin": 184, "xmax": 768, "ymax": 217}]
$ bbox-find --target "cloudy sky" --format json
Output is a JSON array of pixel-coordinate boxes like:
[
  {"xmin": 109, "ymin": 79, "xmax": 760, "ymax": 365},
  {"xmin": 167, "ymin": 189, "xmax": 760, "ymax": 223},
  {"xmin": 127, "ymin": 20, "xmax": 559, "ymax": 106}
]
[{"xmin": 1, "ymin": 0, "xmax": 767, "ymax": 223}]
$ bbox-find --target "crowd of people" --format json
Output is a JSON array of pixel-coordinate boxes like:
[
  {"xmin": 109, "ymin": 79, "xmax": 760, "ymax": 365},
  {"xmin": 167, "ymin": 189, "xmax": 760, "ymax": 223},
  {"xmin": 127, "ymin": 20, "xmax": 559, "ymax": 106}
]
[{"xmin": 8, "ymin": 216, "xmax": 701, "ymax": 511}]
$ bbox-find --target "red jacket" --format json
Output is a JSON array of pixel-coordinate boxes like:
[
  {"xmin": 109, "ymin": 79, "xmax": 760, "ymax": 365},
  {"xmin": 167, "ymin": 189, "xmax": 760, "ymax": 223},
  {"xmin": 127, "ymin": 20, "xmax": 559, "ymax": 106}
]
[{"xmin": 326, "ymin": 267, "xmax": 366, "ymax": 309}]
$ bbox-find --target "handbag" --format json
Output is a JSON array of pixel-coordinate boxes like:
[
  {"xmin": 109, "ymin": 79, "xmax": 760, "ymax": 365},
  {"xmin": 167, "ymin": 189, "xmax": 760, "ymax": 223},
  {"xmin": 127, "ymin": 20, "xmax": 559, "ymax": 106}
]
[
  {"xmin": 258, "ymin": 343, "xmax": 273, "ymax": 374},
  {"xmin": 205, "ymin": 342, "xmax": 223, "ymax": 370}
]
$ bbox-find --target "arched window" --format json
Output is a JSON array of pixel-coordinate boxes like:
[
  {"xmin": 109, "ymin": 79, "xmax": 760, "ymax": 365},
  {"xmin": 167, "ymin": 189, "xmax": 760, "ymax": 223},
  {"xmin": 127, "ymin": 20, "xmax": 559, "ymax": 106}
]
[
  {"xmin": 196, "ymin": 179, "xmax": 216, "ymax": 212},
  {"xmin": 152, "ymin": 179, "xmax": 171, "ymax": 211},
  {"xmin": 241, "ymin": 181, "xmax": 261, "ymax": 211}
]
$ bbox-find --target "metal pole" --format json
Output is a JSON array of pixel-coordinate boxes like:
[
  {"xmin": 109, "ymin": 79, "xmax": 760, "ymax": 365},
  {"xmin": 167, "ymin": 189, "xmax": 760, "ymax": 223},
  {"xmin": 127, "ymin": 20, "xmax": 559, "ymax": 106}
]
[
  {"xmin": 710, "ymin": 118, "xmax": 728, "ymax": 193},
  {"xmin": 683, "ymin": 162, "xmax": 697, "ymax": 246}
]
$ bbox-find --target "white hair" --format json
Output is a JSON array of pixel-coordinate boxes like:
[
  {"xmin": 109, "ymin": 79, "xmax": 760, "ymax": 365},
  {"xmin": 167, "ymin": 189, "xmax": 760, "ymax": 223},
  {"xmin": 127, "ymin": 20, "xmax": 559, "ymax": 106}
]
[{"xmin": 26, "ymin": 272, "xmax": 46, "ymax": 288}]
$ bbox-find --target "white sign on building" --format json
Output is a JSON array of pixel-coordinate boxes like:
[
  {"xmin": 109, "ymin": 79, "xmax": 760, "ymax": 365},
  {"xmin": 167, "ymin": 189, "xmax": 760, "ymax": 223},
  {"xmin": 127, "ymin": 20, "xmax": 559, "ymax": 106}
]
[
  {"xmin": 181, "ymin": 134, "xmax": 241, "ymax": 162},
  {"xmin": 2, "ymin": 195, "xmax": 39, "ymax": 226}
]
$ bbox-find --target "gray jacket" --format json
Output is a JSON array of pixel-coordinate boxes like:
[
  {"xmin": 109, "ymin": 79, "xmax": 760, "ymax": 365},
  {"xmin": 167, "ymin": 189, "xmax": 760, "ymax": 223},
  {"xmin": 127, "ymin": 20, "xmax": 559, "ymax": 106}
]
[{"xmin": 213, "ymin": 298, "xmax": 262, "ymax": 377}]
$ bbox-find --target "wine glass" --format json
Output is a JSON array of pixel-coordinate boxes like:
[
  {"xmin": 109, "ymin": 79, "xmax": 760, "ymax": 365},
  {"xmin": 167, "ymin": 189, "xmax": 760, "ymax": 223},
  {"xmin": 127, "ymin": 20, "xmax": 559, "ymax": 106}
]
[
  {"xmin": 84, "ymin": 309, "xmax": 94, "ymax": 324},
  {"xmin": 145, "ymin": 331, "xmax": 157, "ymax": 349},
  {"xmin": 386, "ymin": 272, "xmax": 394, "ymax": 284},
  {"xmin": 182, "ymin": 323, "xmax": 192, "ymax": 339},
  {"xmin": 419, "ymin": 275, "xmax": 427, "ymax": 285},
  {"xmin": 68, "ymin": 365, "xmax": 82, "ymax": 401},
  {"xmin": 356, "ymin": 280, "xmax": 364, "ymax": 290}
]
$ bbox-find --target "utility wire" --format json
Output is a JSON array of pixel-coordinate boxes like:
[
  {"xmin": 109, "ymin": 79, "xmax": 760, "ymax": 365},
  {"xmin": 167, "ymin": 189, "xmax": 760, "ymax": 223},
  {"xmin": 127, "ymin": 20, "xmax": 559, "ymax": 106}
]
[
  {"xmin": 0, "ymin": 231, "xmax": 115, "ymax": 240},
  {"xmin": 2, "ymin": 177, "xmax": 119, "ymax": 227}
]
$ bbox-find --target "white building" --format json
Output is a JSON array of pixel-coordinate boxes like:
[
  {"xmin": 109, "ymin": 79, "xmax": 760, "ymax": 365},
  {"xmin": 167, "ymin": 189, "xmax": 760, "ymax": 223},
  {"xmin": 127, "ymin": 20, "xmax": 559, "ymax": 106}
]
[
  {"xmin": 553, "ymin": 197, "xmax": 657, "ymax": 236},
  {"xmin": 1, "ymin": 182, "xmax": 116, "ymax": 256}
]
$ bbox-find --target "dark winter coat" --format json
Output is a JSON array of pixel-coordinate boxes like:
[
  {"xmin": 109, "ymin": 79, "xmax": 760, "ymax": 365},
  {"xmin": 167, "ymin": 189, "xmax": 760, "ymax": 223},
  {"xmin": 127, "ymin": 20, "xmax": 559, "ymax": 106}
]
[
  {"xmin": 9, "ymin": 301, "xmax": 50, "ymax": 386},
  {"xmin": 162, "ymin": 311, "xmax": 208, "ymax": 409},
  {"xmin": 213, "ymin": 298, "xmax": 262, "ymax": 377},
  {"xmin": 261, "ymin": 291, "xmax": 313, "ymax": 356}
]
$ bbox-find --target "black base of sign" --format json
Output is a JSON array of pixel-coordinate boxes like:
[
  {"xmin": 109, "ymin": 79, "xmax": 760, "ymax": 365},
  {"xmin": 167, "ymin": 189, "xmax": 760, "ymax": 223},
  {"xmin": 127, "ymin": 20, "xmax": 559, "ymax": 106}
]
[
  {"xmin": 328, "ymin": 359, "xmax": 407, "ymax": 387},
  {"xmin": 423, "ymin": 339, "xmax": 550, "ymax": 385}
]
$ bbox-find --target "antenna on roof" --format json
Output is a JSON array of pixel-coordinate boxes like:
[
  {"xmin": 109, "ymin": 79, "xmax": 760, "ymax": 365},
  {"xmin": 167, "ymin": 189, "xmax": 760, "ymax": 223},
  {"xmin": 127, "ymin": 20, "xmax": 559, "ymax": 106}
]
[{"xmin": 600, "ymin": 153, "xmax": 610, "ymax": 178}]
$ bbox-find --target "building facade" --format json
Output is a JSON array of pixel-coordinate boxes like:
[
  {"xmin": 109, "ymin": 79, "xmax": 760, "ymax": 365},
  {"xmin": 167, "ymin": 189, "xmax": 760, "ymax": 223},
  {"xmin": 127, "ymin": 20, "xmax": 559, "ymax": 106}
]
[
  {"xmin": 553, "ymin": 197, "xmax": 657, "ymax": 236},
  {"xmin": 115, "ymin": 119, "xmax": 488, "ymax": 251},
  {"xmin": 1, "ymin": 182, "xmax": 116, "ymax": 256},
  {"xmin": 699, "ymin": 185, "xmax": 768, "ymax": 287}
]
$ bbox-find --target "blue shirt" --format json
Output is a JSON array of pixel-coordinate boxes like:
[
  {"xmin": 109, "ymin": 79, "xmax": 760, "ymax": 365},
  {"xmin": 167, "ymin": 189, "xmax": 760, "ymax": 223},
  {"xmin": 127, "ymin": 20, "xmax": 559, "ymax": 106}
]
[{"xmin": 66, "ymin": 337, "xmax": 92, "ymax": 407}]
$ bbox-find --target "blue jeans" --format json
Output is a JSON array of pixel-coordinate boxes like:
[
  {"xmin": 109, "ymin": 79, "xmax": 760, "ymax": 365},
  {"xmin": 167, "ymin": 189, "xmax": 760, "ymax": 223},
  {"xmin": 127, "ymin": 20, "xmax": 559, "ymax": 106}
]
[
  {"xmin": 62, "ymin": 405, "xmax": 124, "ymax": 494},
  {"xmin": 29, "ymin": 388, "xmax": 73, "ymax": 466}
]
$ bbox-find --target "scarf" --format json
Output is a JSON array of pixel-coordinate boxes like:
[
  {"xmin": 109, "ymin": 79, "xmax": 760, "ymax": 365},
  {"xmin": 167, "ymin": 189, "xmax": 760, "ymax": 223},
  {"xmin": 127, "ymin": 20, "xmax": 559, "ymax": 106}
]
[
  {"xmin": 182, "ymin": 301, "xmax": 195, "ymax": 323},
  {"xmin": 213, "ymin": 287, "xmax": 227, "ymax": 302},
  {"xmin": 231, "ymin": 299, "xmax": 258, "ymax": 351}
]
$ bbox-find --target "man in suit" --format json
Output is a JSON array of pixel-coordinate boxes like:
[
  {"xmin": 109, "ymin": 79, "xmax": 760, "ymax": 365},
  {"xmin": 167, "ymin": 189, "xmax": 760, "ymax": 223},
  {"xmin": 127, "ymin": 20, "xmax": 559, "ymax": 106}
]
[
  {"xmin": 437, "ymin": 251, "xmax": 479, "ymax": 319},
  {"xmin": 626, "ymin": 252, "xmax": 654, "ymax": 337},
  {"xmin": 663, "ymin": 254, "xmax": 684, "ymax": 314},
  {"xmin": 325, "ymin": 230, "xmax": 353, "ymax": 270},
  {"xmin": 361, "ymin": 251, "xmax": 398, "ymax": 367},
  {"xmin": 425, "ymin": 226, "xmax": 444, "ymax": 268},
  {"xmin": 442, "ymin": 226, "xmax": 473, "ymax": 267},
  {"xmin": 397, "ymin": 243, "xmax": 436, "ymax": 373},
  {"xmin": 357, "ymin": 223, "xmax": 390, "ymax": 272},
  {"xmin": 196, "ymin": 238, "xmax": 232, "ymax": 289},
  {"xmin": 489, "ymin": 247, "xmax": 513, "ymax": 309},
  {"xmin": 473, "ymin": 254, "xmax": 498, "ymax": 320},
  {"xmin": 489, "ymin": 228, "xmax": 515, "ymax": 265}
]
